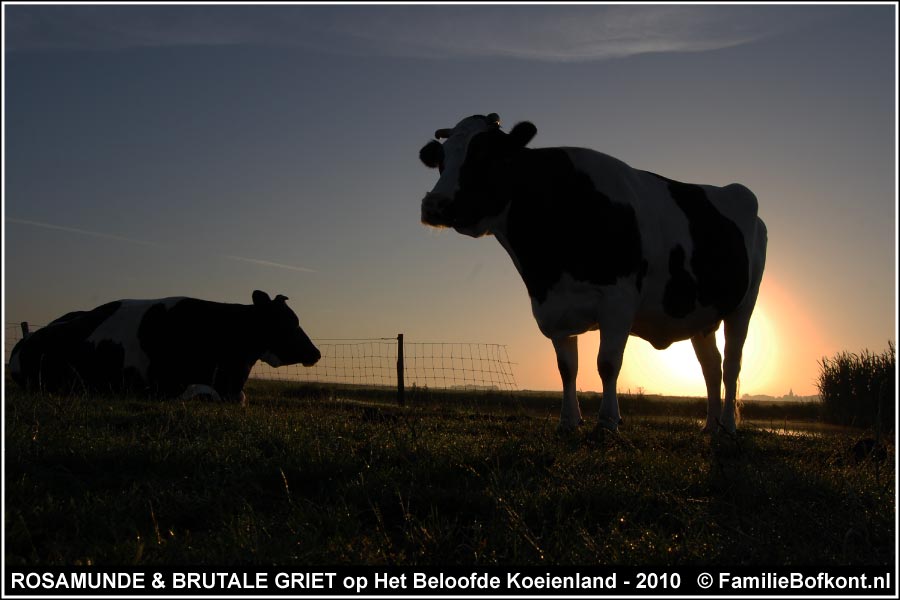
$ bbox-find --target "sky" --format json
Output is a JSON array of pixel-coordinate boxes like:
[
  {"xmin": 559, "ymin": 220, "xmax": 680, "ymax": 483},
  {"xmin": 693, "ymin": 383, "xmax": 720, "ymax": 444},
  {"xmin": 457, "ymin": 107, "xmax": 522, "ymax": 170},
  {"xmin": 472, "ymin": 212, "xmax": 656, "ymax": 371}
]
[{"xmin": 3, "ymin": 3, "xmax": 897, "ymax": 398}]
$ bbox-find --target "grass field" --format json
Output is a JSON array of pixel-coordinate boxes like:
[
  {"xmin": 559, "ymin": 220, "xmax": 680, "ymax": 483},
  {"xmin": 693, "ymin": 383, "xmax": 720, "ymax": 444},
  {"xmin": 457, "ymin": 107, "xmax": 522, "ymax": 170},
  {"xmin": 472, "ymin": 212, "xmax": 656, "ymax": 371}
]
[{"xmin": 4, "ymin": 380, "xmax": 895, "ymax": 566}]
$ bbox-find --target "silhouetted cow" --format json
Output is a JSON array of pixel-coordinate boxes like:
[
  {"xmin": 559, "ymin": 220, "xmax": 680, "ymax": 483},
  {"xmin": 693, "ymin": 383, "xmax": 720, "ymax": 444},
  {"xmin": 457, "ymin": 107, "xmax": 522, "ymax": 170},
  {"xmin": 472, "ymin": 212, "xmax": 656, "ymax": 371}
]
[
  {"xmin": 419, "ymin": 113, "xmax": 767, "ymax": 433},
  {"xmin": 9, "ymin": 290, "xmax": 320, "ymax": 403}
]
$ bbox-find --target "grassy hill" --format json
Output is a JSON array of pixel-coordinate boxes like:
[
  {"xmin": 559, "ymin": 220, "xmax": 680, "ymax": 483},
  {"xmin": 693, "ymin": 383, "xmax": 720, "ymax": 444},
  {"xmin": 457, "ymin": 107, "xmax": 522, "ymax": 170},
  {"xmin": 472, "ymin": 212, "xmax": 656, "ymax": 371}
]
[{"xmin": 4, "ymin": 380, "xmax": 894, "ymax": 565}]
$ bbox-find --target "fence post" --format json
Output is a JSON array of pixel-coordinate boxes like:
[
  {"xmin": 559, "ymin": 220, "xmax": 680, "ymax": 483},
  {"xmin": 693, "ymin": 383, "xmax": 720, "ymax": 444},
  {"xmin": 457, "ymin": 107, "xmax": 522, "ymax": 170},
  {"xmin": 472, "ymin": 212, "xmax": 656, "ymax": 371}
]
[
  {"xmin": 20, "ymin": 322, "xmax": 30, "ymax": 338},
  {"xmin": 397, "ymin": 333, "xmax": 405, "ymax": 407}
]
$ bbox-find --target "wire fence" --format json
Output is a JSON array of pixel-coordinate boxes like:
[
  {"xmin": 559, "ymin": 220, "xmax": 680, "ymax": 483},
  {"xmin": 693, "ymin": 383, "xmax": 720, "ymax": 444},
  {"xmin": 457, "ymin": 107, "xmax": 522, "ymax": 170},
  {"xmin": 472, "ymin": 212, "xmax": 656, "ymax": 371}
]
[{"xmin": 5, "ymin": 323, "xmax": 518, "ymax": 392}]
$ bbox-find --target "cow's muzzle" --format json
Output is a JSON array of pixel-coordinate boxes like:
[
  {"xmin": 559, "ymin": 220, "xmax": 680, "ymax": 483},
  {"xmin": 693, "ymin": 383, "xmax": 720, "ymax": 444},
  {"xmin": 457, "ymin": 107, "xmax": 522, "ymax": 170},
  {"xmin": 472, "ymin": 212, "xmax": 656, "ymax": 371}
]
[
  {"xmin": 421, "ymin": 192, "xmax": 454, "ymax": 227},
  {"xmin": 302, "ymin": 348, "xmax": 321, "ymax": 367}
]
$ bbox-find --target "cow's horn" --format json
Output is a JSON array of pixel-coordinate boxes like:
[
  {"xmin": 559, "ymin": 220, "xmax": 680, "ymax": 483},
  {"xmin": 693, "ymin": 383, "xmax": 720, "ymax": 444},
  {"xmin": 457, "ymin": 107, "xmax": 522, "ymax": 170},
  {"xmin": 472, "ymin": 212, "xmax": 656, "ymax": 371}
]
[{"xmin": 434, "ymin": 128, "xmax": 452, "ymax": 139}]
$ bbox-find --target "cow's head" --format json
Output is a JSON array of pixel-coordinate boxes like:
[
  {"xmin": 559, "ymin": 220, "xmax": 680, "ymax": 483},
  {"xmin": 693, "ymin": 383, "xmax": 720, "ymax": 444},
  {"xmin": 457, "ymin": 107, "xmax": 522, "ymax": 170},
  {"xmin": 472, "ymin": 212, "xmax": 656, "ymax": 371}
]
[
  {"xmin": 252, "ymin": 290, "xmax": 321, "ymax": 367},
  {"xmin": 419, "ymin": 113, "xmax": 537, "ymax": 236}
]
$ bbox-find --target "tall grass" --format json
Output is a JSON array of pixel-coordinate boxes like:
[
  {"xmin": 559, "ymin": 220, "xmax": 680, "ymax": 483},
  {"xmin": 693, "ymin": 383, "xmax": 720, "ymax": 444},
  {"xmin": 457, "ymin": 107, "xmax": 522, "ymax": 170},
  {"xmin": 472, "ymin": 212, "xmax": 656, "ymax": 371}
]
[
  {"xmin": 4, "ymin": 381, "xmax": 894, "ymax": 566},
  {"xmin": 818, "ymin": 342, "xmax": 895, "ymax": 430}
]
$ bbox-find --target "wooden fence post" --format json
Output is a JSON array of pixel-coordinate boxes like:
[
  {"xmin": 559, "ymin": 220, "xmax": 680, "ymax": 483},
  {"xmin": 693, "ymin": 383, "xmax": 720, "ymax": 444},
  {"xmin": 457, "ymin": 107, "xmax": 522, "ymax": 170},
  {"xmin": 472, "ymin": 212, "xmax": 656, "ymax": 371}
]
[
  {"xmin": 397, "ymin": 333, "xmax": 405, "ymax": 407},
  {"xmin": 20, "ymin": 322, "xmax": 30, "ymax": 338}
]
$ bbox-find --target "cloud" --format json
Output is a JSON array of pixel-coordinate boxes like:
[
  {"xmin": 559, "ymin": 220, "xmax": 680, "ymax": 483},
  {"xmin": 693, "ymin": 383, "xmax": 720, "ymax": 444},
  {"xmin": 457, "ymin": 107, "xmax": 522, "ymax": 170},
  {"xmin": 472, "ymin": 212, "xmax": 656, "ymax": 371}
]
[
  {"xmin": 7, "ymin": 218, "xmax": 316, "ymax": 274},
  {"xmin": 332, "ymin": 6, "xmax": 794, "ymax": 62},
  {"xmin": 7, "ymin": 217, "xmax": 163, "ymax": 248},
  {"xmin": 4, "ymin": 5, "xmax": 811, "ymax": 62},
  {"xmin": 221, "ymin": 255, "xmax": 317, "ymax": 274}
]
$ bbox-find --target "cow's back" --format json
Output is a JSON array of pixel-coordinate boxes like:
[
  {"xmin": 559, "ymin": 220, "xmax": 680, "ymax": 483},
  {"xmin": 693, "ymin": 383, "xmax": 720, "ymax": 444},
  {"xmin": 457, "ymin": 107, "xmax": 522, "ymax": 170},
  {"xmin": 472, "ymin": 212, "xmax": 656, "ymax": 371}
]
[
  {"xmin": 627, "ymin": 170, "xmax": 763, "ymax": 347},
  {"xmin": 496, "ymin": 147, "xmax": 645, "ymax": 304},
  {"xmin": 86, "ymin": 297, "xmax": 185, "ymax": 386},
  {"xmin": 137, "ymin": 298, "xmax": 257, "ymax": 396},
  {"xmin": 10, "ymin": 301, "xmax": 126, "ymax": 392},
  {"xmin": 498, "ymin": 146, "xmax": 764, "ymax": 347}
]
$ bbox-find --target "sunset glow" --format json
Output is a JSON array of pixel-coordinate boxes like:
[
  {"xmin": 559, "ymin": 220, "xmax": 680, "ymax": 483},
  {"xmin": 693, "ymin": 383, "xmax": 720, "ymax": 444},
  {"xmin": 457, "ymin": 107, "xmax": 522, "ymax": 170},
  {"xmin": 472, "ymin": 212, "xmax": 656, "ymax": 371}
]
[
  {"xmin": 514, "ymin": 274, "xmax": 842, "ymax": 398},
  {"xmin": 567, "ymin": 307, "xmax": 778, "ymax": 400},
  {"xmin": 624, "ymin": 299, "xmax": 780, "ymax": 398},
  {"xmin": 3, "ymin": 4, "xmax": 895, "ymax": 402}
]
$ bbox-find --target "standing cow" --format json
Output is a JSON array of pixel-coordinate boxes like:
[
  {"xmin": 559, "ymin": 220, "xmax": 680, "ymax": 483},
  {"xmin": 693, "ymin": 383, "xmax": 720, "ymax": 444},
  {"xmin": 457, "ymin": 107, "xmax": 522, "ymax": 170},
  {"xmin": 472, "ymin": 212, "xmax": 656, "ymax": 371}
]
[
  {"xmin": 9, "ymin": 290, "xmax": 321, "ymax": 403},
  {"xmin": 418, "ymin": 113, "xmax": 767, "ymax": 433}
]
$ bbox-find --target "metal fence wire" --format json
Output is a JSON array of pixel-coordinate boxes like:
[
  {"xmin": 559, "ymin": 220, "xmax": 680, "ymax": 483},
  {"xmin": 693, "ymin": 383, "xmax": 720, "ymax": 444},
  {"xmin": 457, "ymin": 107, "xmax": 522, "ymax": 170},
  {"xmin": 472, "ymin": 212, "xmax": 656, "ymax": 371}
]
[{"xmin": 5, "ymin": 323, "xmax": 518, "ymax": 392}]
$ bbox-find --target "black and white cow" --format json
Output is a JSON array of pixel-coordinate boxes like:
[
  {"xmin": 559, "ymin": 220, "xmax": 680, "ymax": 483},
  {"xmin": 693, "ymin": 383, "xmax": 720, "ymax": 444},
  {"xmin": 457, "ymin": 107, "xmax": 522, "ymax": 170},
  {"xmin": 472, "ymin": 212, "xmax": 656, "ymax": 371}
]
[
  {"xmin": 9, "ymin": 290, "xmax": 321, "ymax": 403},
  {"xmin": 419, "ymin": 113, "xmax": 767, "ymax": 433}
]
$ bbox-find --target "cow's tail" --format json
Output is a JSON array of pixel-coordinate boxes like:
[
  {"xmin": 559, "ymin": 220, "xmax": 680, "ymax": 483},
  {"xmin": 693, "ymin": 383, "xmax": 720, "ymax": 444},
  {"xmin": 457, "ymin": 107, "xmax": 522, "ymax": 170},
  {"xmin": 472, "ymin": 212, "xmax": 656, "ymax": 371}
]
[
  {"xmin": 8, "ymin": 338, "xmax": 26, "ymax": 387},
  {"xmin": 754, "ymin": 216, "xmax": 768, "ymax": 280},
  {"xmin": 732, "ymin": 215, "xmax": 768, "ymax": 428}
]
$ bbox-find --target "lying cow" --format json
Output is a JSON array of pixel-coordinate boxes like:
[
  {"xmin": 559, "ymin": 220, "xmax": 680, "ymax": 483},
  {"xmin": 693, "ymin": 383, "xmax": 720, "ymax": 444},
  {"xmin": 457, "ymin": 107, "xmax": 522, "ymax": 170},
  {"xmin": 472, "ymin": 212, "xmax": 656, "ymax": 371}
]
[
  {"xmin": 419, "ymin": 113, "xmax": 767, "ymax": 433},
  {"xmin": 9, "ymin": 290, "xmax": 321, "ymax": 403}
]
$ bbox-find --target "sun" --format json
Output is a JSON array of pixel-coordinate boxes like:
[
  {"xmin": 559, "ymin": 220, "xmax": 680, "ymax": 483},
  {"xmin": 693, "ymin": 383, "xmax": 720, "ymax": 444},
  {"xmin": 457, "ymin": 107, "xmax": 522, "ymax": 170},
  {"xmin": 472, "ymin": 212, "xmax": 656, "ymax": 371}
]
[
  {"xmin": 737, "ymin": 303, "xmax": 779, "ymax": 393},
  {"xmin": 620, "ymin": 302, "xmax": 779, "ymax": 397}
]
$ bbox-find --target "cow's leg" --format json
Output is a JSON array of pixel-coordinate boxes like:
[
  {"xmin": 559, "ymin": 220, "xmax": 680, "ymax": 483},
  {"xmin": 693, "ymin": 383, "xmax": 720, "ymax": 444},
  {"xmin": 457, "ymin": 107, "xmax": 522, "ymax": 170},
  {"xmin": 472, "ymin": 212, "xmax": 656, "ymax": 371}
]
[
  {"xmin": 721, "ymin": 226, "xmax": 766, "ymax": 434},
  {"xmin": 691, "ymin": 328, "xmax": 723, "ymax": 433},
  {"xmin": 552, "ymin": 336, "xmax": 583, "ymax": 430},
  {"xmin": 720, "ymin": 316, "xmax": 750, "ymax": 434},
  {"xmin": 212, "ymin": 363, "xmax": 252, "ymax": 404},
  {"xmin": 596, "ymin": 325, "xmax": 629, "ymax": 431},
  {"xmin": 721, "ymin": 292, "xmax": 762, "ymax": 434}
]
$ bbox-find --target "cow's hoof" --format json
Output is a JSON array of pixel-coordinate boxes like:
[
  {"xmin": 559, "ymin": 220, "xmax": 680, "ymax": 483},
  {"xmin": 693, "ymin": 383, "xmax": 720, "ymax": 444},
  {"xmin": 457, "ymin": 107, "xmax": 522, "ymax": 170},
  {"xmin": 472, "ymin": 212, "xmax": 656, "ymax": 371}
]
[
  {"xmin": 556, "ymin": 417, "xmax": 584, "ymax": 433},
  {"xmin": 704, "ymin": 418, "xmax": 736, "ymax": 437},
  {"xmin": 599, "ymin": 415, "xmax": 623, "ymax": 430},
  {"xmin": 595, "ymin": 417, "xmax": 620, "ymax": 433},
  {"xmin": 180, "ymin": 384, "xmax": 222, "ymax": 403}
]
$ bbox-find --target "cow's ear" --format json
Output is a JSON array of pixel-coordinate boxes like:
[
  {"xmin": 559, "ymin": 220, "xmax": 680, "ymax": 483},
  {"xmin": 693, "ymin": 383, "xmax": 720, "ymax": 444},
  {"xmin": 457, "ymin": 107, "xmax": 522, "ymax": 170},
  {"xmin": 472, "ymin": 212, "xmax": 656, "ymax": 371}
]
[
  {"xmin": 252, "ymin": 290, "xmax": 271, "ymax": 306},
  {"xmin": 419, "ymin": 140, "xmax": 444, "ymax": 168},
  {"xmin": 509, "ymin": 121, "xmax": 537, "ymax": 148}
]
